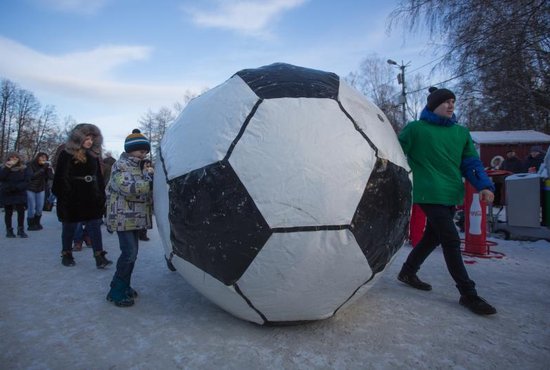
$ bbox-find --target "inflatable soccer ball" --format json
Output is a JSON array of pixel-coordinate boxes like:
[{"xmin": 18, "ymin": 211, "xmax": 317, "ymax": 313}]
[{"xmin": 154, "ymin": 63, "xmax": 411, "ymax": 325}]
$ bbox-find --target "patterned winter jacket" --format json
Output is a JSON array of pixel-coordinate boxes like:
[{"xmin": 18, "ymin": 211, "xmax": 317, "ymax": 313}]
[{"xmin": 106, "ymin": 152, "xmax": 153, "ymax": 231}]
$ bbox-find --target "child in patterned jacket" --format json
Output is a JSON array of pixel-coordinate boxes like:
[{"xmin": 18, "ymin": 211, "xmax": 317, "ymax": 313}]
[{"xmin": 105, "ymin": 129, "xmax": 153, "ymax": 307}]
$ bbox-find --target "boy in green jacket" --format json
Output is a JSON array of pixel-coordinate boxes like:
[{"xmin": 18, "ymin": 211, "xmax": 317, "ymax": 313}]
[{"xmin": 398, "ymin": 87, "xmax": 497, "ymax": 315}]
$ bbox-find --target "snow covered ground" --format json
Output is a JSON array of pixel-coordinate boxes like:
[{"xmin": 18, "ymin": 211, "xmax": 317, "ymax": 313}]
[{"xmin": 1, "ymin": 211, "xmax": 549, "ymax": 369}]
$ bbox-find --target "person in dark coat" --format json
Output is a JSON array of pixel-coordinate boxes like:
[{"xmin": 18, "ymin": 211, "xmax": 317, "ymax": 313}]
[
  {"xmin": 500, "ymin": 150, "xmax": 524, "ymax": 173},
  {"xmin": 523, "ymin": 146, "xmax": 545, "ymax": 173},
  {"xmin": 138, "ymin": 158, "xmax": 153, "ymax": 241},
  {"xmin": 26, "ymin": 152, "xmax": 54, "ymax": 230},
  {"xmin": 52, "ymin": 123, "xmax": 112, "ymax": 268},
  {"xmin": 0, "ymin": 152, "xmax": 30, "ymax": 238}
]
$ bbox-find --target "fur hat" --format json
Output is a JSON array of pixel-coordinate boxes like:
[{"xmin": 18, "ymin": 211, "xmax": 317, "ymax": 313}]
[
  {"xmin": 427, "ymin": 87, "xmax": 456, "ymax": 111},
  {"xmin": 124, "ymin": 129, "xmax": 151, "ymax": 153},
  {"xmin": 65, "ymin": 123, "xmax": 103, "ymax": 156}
]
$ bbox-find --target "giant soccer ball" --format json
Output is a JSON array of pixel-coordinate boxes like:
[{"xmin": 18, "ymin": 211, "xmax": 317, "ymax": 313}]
[{"xmin": 154, "ymin": 63, "xmax": 411, "ymax": 325}]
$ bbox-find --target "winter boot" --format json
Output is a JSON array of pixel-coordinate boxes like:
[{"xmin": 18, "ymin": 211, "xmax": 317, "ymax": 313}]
[
  {"xmin": 17, "ymin": 227, "xmax": 28, "ymax": 238},
  {"xmin": 94, "ymin": 251, "xmax": 113, "ymax": 269},
  {"xmin": 127, "ymin": 286, "xmax": 138, "ymax": 299},
  {"xmin": 398, "ymin": 270, "xmax": 432, "ymax": 291},
  {"xmin": 61, "ymin": 251, "xmax": 75, "ymax": 266},
  {"xmin": 459, "ymin": 295, "xmax": 497, "ymax": 315},
  {"xmin": 106, "ymin": 278, "xmax": 135, "ymax": 307},
  {"xmin": 73, "ymin": 241, "xmax": 83, "ymax": 251},
  {"xmin": 138, "ymin": 229, "xmax": 149, "ymax": 241},
  {"xmin": 34, "ymin": 215, "xmax": 43, "ymax": 230},
  {"xmin": 27, "ymin": 217, "xmax": 39, "ymax": 231},
  {"xmin": 83, "ymin": 235, "xmax": 93, "ymax": 248},
  {"xmin": 6, "ymin": 228, "xmax": 16, "ymax": 238}
]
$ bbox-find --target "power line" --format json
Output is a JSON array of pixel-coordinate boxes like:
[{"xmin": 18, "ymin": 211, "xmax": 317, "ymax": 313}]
[{"xmin": 406, "ymin": 34, "xmax": 548, "ymax": 95}]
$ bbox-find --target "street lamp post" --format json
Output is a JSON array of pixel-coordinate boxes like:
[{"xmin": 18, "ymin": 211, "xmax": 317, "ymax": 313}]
[{"xmin": 387, "ymin": 59, "xmax": 408, "ymax": 127}]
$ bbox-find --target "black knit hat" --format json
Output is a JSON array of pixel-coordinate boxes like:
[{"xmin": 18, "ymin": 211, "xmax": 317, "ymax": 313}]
[
  {"xmin": 124, "ymin": 129, "xmax": 151, "ymax": 153},
  {"xmin": 426, "ymin": 87, "xmax": 456, "ymax": 111}
]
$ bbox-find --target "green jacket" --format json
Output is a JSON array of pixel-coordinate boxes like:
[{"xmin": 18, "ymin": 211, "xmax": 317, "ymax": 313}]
[
  {"xmin": 106, "ymin": 153, "xmax": 153, "ymax": 231},
  {"xmin": 399, "ymin": 119, "xmax": 478, "ymax": 206}
]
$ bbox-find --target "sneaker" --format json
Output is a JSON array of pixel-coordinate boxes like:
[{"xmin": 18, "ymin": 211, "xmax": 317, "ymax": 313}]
[
  {"xmin": 398, "ymin": 272, "xmax": 432, "ymax": 291},
  {"xmin": 459, "ymin": 295, "xmax": 497, "ymax": 315}
]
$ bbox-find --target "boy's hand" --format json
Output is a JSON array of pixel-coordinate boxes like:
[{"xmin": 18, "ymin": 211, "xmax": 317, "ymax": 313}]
[{"xmin": 480, "ymin": 189, "xmax": 494, "ymax": 203}]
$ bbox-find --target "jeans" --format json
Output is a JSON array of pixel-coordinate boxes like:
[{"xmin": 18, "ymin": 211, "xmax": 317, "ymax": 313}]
[
  {"xmin": 112, "ymin": 230, "xmax": 139, "ymax": 286},
  {"xmin": 26, "ymin": 191, "xmax": 45, "ymax": 218},
  {"xmin": 73, "ymin": 223, "xmax": 88, "ymax": 242},
  {"xmin": 62, "ymin": 219, "xmax": 103, "ymax": 253},
  {"xmin": 402, "ymin": 204, "xmax": 477, "ymax": 296}
]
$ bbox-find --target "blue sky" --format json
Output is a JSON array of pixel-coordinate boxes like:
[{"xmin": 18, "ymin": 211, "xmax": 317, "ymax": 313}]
[{"xmin": 0, "ymin": 0, "xmax": 438, "ymax": 154}]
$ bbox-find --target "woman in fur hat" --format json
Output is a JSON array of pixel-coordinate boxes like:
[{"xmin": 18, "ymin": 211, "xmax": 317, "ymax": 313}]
[
  {"xmin": 0, "ymin": 152, "xmax": 31, "ymax": 238},
  {"xmin": 52, "ymin": 123, "xmax": 112, "ymax": 268}
]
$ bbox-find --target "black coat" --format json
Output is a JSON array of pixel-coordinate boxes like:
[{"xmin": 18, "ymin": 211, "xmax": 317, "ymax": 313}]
[
  {"xmin": 0, "ymin": 165, "xmax": 30, "ymax": 206},
  {"xmin": 523, "ymin": 154, "xmax": 544, "ymax": 173},
  {"xmin": 501, "ymin": 157, "xmax": 524, "ymax": 174},
  {"xmin": 52, "ymin": 150, "xmax": 106, "ymax": 222},
  {"xmin": 27, "ymin": 161, "xmax": 54, "ymax": 193}
]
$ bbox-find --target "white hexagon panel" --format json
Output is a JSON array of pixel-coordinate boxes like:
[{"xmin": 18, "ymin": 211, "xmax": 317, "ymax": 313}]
[{"xmin": 154, "ymin": 63, "xmax": 412, "ymax": 325}]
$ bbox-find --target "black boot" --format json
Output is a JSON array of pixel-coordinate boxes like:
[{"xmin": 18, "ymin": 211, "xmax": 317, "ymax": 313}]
[
  {"xmin": 94, "ymin": 251, "xmax": 113, "ymax": 269},
  {"xmin": 17, "ymin": 227, "xmax": 28, "ymax": 238},
  {"xmin": 61, "ymin": 251, "xmax": 75, "ymax": 266},
  {"xmin": 398, "ymin": 269, "xmax": 432, "ymax": 291},
  {"xmin": 6, "ymin": 228, "xmax": 16, "ymax": 238},
  {"xmin": 459, "ymin": 295, "xmax": 497, "ymax": 315},
  {"xmin": 35, "ymin": 215, "xmax": 43, "ymax": 230},
  {"xmin": 138, "ymin": 229, "xmax": 149, "ymax": 241},
  {"xmin": 27, "ymin": 217, "xmax": 39, "ymax": 231}
]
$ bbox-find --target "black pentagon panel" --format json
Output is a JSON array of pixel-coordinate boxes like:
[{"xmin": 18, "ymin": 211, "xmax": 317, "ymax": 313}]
[
  {"xmin": 168, "ymin": 160, "xmax": 272, "ymax": 285},
  {"xmin": 350, "ymin": 159, "xmax": 412, "ymax": 274},
  {"xmin": 234, "ymin": 63, "xmax": 339, "ymax": 100}
]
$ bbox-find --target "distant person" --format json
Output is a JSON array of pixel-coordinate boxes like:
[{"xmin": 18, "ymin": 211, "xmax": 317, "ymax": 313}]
[
  {"xmin": 102, "ymin": 151, "xmax": 116, "ymax": 184},
  {"xmin": 52, "ymin": 123, "xmax": 112, "ymax": 268},
  {"xmin": 397, "ymin": 86, "xmax": 497, "ymax": 315},
  {"xmin": 500, "ymin": 150, "xmax": 523, "ymax": 173},
  {"xmin": 524, "ymin": 146, "xmax": 545, "ymax": 173},
  {"xmin": 489, "ymin": 155, "xmax": 503, "ymax": 170},
  {"xmin": 105, "ymin": 129, "xmax": 153, "ymax": 307},
  {"xmin": 138, "ymin": 158, "xmax": 154, "ymax": 241},
  {"xmin": 0, "ymin": 152, "xmax": 30, "ymax": 238},
  {"xmin": 26, "ymin": 152, "xmax": 53, "ymax": 230}
]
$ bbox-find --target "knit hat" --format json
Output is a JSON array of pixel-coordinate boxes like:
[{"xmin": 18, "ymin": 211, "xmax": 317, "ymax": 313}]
[
  {"xmin": 124, "ymin": 129, "xmax": 151, "ymax": 153},
  {"xmin": 426, "ymin": 87, "xmax": 456, "ymax": 111}
]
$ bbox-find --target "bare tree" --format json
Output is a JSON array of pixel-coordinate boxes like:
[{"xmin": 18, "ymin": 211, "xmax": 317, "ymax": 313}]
[
  {"xmin": 0, "ymin": 79, "xmax": 17, "ymax": 160},
  {"xmin": 389, "ymin": 0, "xmax": 550, "ymax": 131},
  {"xmin": 13, "ymin": 89, "xmax": 40, "ymax": 153},
  {"xmin": 346, "ymin": 55, "xmax": 402, "ymax": 131},
  {"xmin": 139, "ymin": 106, "xmax": 176, "ymax": 162}
]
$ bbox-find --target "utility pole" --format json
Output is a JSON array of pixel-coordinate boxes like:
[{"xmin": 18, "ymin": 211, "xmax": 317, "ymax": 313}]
[{"xmin": 387, "ymin": 59, "xmax": 409, "ymax": 127}]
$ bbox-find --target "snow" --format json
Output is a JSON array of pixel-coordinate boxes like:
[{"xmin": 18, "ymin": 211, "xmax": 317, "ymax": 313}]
[
  {"xmin": 1, "ymin": 211, "xmax": 549, "ymax": 369},
  {"xmin": 470, "ymin": 130, "xmax": 550, "ymax": 145}
]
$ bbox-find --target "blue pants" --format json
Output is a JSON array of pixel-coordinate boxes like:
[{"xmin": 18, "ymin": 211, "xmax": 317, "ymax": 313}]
[
  {"xmin": 112, "ymin": 230, "xmax": 139, "ymax": 286},
  {"xmin": 402, "ymin": 204, "xmax": 477, "ymax": 296},
  {"xmin": 62, "ymin": 219, "xmax": 103, "ymax": 253},
  {"xmin": 26, "ymin": 191, "xmax": 45, "ymax": 218}
]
